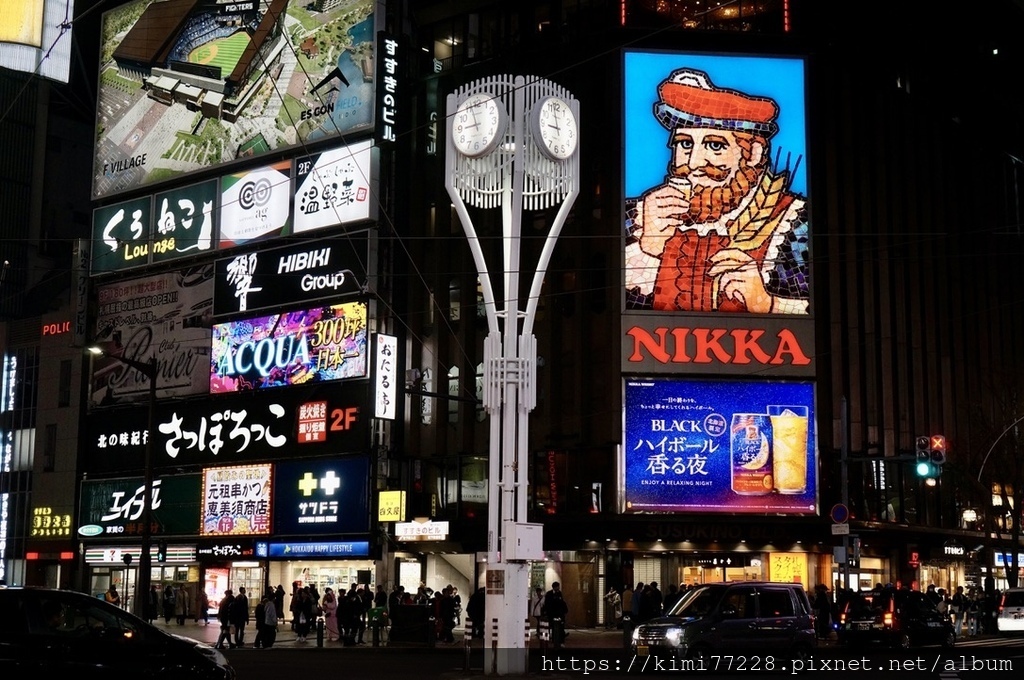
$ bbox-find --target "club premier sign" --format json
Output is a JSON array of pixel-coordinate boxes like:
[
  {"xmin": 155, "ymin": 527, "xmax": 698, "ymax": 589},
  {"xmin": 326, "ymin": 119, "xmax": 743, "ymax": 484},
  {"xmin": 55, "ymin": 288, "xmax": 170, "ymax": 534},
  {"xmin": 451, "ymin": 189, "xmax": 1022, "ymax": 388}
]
[{"xmin": 211, "ymin": 301, "xmax": 368, "ymax": 393}]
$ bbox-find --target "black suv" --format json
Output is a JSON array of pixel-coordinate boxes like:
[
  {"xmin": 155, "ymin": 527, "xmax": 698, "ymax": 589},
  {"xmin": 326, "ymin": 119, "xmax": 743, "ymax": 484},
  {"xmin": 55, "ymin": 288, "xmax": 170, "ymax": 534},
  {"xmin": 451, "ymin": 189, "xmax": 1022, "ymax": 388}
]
[
  {"xmin": 0, "ymin": 586, "xmax": 235, "ymax": 679},
  {"xmin": 837, "ymin": 588, "xmax": 955, "ymax": 649},
  {"xmin": 630, "ymin": 582, "xmax": 817, "ymax": 660}
]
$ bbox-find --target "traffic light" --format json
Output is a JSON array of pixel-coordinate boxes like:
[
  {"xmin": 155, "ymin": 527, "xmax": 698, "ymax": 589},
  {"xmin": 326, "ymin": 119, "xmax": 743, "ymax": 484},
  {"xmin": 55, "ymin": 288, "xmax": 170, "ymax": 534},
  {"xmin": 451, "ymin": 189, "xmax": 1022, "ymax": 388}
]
[
  {"xmin": 915, "ymin": 436, "xmax": 934, "ymax": 477},
  {"xmin": 157, "ymin": 541, "xmax": 167, "ymax": 563},
  {"xmin": 929, "ymin": 434, "xmax": 947, "ymax": 465}
]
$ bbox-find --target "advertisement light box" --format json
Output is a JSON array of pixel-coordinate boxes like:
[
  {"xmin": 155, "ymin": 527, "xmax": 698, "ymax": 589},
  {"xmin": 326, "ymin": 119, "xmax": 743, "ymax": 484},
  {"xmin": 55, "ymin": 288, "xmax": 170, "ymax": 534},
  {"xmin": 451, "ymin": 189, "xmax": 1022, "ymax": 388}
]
[
  {"xmin": 210, "ymin": 301, "xmax": 368, "ymax": 393},
  {"xmin": 274, "ymin": 457, "xmax": 370, "ymax": 536},
  {"xmin": 201, "ymin": 464, "xmax": 272, "ymax": 536},
  {"xmin": 623, "ymin": 378, "xmax": 817, "ymax": 515},
  {"xmin": 92, "ymin": 0, "xmax": 377, "ymax": 199}
]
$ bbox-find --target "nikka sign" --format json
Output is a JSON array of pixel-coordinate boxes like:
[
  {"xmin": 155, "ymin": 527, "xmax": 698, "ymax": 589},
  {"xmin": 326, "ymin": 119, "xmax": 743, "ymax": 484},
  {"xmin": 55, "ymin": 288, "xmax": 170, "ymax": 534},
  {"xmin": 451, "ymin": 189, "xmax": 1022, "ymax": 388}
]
[{"xmin": 622, "ymin": 314, "xmax": 815, "ymax": 377}]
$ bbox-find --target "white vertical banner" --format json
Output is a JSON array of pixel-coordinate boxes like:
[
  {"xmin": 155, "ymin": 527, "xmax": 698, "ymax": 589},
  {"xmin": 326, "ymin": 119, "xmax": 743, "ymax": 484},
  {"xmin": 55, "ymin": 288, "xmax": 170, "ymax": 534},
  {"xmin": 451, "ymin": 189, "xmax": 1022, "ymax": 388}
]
[{"xmin": 374, "ymin": 333, "xmax": 397, "ymax": 420}]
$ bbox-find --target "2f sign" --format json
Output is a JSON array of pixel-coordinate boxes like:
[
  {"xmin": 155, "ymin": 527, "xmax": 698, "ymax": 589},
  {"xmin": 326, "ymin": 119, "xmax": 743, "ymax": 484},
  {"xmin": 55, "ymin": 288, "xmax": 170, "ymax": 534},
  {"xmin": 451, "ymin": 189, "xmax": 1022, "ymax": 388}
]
[{"xmin": 331, "ymin": 407, "xmax": 358, "ymax": 431}]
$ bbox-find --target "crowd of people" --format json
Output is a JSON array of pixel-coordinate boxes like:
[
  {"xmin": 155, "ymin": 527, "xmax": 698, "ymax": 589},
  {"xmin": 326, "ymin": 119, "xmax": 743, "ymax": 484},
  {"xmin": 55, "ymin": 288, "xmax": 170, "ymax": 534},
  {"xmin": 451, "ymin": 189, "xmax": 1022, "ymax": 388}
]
[{"xmin": 811, "ymin": 581, "xmax": 1005, "ymax": 639}]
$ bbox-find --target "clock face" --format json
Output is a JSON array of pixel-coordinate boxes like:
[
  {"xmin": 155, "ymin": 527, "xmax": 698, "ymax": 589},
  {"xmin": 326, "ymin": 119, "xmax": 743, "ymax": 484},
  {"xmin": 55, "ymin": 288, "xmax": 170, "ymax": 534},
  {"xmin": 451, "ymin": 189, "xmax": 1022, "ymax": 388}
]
[
  {"xmin": 452, "ymin": 93, "xmax": 507, "ymax": 158},
  {"xmin": 532, "ymin": 96, "xmax": 578, "ymax": 160}
]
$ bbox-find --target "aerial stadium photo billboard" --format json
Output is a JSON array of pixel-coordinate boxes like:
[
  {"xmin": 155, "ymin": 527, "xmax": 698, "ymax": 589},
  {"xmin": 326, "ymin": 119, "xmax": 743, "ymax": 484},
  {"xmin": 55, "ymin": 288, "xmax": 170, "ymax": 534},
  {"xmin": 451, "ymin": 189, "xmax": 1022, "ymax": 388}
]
[{"xmin": 93, "ymin": 0, "xmax": 379, "ymax": 199}]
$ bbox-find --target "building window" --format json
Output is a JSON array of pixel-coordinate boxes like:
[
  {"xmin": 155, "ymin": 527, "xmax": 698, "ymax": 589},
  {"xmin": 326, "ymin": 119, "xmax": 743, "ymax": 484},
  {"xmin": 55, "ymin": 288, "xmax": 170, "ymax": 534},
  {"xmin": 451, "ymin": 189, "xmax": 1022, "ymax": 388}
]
[
  {"xmin": 43, "ymin": 423, "xmax": 57, "ymax": 472},
  {"xmin": 58, "ymin": 360, "xmax": 72, "ymax": 407},
  {"xmin": 447, "ymin": 366, "xmax": 460, "ymax": 424}
]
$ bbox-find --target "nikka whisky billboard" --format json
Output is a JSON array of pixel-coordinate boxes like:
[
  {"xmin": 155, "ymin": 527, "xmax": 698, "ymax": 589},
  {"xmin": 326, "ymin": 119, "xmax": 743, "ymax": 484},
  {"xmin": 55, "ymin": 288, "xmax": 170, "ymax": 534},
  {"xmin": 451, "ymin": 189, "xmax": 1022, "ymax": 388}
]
[{"xmin": 621, "ymin": 50, "xmax": 814, "ymax": 377}]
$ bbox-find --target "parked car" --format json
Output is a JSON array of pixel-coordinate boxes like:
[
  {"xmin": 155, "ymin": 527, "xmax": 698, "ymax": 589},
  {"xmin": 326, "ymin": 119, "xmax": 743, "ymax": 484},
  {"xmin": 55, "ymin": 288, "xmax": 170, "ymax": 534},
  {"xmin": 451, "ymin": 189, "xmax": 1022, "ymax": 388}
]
[
  {"xmin": 630, "ymin": 581, "xmax": 817, "ymax": 661},
  {"xmin": 996, "ymin": 588, "xmax": 1024, "ymax": 634},
  {"xmin": 837, "ymin": 588, "xmax": 955, "ymax": 649},
  {"xmin": 0, "ymin": 586, "xmax": 235, "ymax": 679}
]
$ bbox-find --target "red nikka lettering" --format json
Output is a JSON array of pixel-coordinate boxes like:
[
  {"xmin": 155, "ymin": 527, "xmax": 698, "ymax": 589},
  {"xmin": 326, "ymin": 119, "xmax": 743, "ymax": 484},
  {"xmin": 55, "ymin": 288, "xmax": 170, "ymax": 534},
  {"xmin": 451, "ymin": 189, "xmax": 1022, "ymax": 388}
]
[{"xmin": 626, "ymin": 326, "xmax": 811, "ymax": 366}]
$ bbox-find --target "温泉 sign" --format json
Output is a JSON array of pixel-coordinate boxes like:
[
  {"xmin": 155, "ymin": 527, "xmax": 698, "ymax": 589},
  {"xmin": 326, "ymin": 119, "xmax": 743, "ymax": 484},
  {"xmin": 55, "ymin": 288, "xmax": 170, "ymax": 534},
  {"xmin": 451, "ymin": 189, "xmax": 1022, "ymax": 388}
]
[
  {"xmin": 210, "ymin": 301, "xmax": 368, "ymax": 393},
  {"xmin": 201, "ymin": 464, "xmax": 272, "ymax": 536},
  {"xmin": 213, "ymin": 233, "xmax": 368, "ymax": 316},
  {"xmin": 91, "ymin": 196, "xmax": 152, "ymax": 275},
  {"xmin": 218, "ymin": 160, "xmax": 292, "ymax": 249},
  {"xmin": 78, "ymin": 475, "xmax": 202, "ymax": 538},
  {"xmin": 85, "ymin": 382, "xmax": 371, "ymax": 473},
  {"xmin": 92, "ymin": 0, "xmax": 376, "ymax": 199},
  {"xmin": 90, "ymin": 265, "xmax": 214, "ymax": 406},
  {"xmin": 293, "ymin": 140, "xmax": 377, "ymax": 234},
  {"xmin": 623, "ymin": 378, "xmax": 817, "ymax": 515},
  {"xmin": 273, "ymin": 457, "xmax": 370, "ymax": 536}
]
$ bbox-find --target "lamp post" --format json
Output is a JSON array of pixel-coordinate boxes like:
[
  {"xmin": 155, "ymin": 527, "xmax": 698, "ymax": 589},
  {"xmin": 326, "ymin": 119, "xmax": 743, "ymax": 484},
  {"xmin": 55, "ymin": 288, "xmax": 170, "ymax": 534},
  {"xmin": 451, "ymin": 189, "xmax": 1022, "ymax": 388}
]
[
  {"xmin": 445, "ymin": 76, "xmax": 579, "ymax": 675},
  {"xmin": 88, "ymin": 347, "xmax": 157, "ymax": 618}
]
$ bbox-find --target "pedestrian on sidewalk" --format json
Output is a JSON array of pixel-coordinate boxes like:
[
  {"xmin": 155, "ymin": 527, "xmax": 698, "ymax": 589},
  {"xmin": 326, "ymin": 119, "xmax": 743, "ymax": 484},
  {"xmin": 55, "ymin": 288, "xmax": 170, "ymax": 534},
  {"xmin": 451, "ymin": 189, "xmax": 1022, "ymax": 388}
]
[{"xmin": 214, "ymin": 590, "xmax": 236, "ymax": 650}]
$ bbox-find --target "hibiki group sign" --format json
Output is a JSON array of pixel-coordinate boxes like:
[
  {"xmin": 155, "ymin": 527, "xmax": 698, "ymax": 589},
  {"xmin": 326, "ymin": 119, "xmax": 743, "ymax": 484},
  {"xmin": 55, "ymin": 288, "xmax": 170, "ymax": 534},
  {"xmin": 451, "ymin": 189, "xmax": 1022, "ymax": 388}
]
[
  {"xmin": 210, "ymin": 301, "xmax": 368, "ymax": 393},
  {"xmin": 213, "ymin": 233, "xmax": 367, "ymax": 316},
  {"xmin": 623, "ymin": 379, "xmax": 817, "ymax": 515}
]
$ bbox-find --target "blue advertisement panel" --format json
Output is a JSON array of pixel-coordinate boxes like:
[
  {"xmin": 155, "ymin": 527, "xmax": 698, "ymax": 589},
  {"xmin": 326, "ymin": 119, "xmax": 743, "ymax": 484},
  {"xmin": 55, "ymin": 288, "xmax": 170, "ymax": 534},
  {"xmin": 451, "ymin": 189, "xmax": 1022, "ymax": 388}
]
[
  {"xmin": 273, "ymin": 457, "xmax": 370, "ymax": 536},
  {"xmin": 622, "ymin": 50, "xmax": 810, "ymax": 317},
  {"xmin": 259, "ymin": 541, "xmax": 370, "ymax": 559},
  {"xmin": 623, "ymin": 378, "xmax": 817, "ymax": 515}
]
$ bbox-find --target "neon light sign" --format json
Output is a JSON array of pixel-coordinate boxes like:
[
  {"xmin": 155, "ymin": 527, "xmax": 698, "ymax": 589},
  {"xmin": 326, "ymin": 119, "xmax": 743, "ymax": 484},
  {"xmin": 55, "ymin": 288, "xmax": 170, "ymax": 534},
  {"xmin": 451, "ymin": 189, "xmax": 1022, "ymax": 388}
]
[{"xmin": 210, "ymin": 301, "xmax": 368, "ymax": 393}]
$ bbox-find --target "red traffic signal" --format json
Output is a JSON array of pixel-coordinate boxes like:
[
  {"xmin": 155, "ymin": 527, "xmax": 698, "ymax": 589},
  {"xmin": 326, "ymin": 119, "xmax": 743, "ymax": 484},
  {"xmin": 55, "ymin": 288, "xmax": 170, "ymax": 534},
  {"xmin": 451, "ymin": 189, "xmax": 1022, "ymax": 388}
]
[{"xmin": 929, "ymin": 435, "xmax": 946, "ymax": 465}]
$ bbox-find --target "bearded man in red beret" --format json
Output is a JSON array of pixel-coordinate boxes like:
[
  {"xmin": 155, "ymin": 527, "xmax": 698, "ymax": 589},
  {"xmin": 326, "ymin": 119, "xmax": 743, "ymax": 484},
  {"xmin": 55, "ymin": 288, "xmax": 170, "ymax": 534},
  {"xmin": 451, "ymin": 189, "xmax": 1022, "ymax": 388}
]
[{"xmin": 625, "ymin": 69, "xmax": 809, "ymax": 314}]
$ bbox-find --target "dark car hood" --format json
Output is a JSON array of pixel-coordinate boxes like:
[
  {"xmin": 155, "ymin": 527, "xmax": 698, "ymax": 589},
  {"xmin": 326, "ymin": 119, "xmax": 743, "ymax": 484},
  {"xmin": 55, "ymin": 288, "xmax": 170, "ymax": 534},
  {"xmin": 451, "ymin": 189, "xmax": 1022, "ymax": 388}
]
[{"xmin": 638, "ymin": 615, "xmax": 703, "ymax": 630}]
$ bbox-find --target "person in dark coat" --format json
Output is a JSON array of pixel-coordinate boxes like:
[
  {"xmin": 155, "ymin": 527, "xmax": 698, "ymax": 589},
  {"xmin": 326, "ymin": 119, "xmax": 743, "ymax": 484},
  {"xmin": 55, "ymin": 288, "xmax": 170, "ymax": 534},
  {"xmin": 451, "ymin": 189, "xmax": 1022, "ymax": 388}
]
[
  {"xmin": 230, "ymin": 586, "xmax": 249, "ymax": 647},
  {"xmin": 274, "ymin": 585, "xmax": 286, "ymax": 622},
  {"xmin": 543, "ymin": 582, "xmax": 569, "ymax": 647},
  {"xmin": 294, "ymin": 587, "xmax": 316, "ymax": 642},
  {"xmin": 214, "ymin": 590, "xmax": 236, "ymax": 649},
  {"xmin": 467, "ymin": 587, "xmax": 485, "ymax": 639},
  {"xmin": 813, "ymin": 584, "xmax": 832, "ymax": 639}
]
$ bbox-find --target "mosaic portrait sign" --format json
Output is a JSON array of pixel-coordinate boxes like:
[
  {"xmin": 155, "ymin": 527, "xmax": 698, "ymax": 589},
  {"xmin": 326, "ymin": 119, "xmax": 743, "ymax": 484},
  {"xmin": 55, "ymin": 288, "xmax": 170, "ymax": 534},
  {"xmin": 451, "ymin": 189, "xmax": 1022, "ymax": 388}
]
[{"xmin": 623, "ymin": 50, "xmax": 809, "ymax": 315}]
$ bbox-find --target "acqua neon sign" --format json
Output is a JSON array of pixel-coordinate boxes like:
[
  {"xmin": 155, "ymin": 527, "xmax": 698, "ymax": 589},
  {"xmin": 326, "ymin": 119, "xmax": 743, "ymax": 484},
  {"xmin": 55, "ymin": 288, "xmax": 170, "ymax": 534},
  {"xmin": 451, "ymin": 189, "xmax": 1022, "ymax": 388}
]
[{"xmin": 211, "ymin": 302, "xmax": 368, "ymax": 393}]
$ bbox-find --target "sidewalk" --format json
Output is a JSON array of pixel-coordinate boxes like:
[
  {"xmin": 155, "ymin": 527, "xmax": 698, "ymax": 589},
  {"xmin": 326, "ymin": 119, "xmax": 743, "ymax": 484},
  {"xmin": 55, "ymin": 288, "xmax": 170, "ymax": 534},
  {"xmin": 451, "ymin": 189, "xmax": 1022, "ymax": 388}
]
[{"xmin": 152, "ymin": 618, "xmax": 628, "ymax": 649}]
